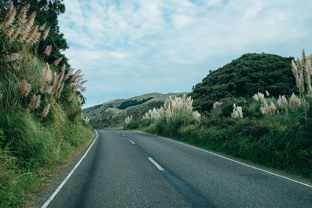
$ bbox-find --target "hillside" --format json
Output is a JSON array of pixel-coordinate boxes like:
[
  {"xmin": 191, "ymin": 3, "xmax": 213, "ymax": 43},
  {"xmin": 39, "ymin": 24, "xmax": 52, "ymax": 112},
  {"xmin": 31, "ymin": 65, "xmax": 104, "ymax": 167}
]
[
  {"xmin": 0, "ymin": 3, "xmax": 93, "ymax": 207},
  {"xmin": 191, "ymin": 53, "xmax": 297, "ymax": 112},
  {"xmin": 83, "ymin": 93, "xmax": 183, "ymax": 129}
]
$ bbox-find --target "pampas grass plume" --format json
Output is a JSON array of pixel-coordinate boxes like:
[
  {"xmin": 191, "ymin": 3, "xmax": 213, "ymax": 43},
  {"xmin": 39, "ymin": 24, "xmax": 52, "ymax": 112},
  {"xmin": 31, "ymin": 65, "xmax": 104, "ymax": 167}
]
[
  {"xmin": 29, "ymin": 95, "xmax": 41, "ymax": 109},
  {"xmin": 0, "ymin": 5, "xmax": 16, "ymax": 28},
  {"xmin": 42, "ymin": 104, "xmax": 51, "ymax": 118},
  {"xmin": 19, "ymin": 80, "xmax": 31, "ymax": 97}
]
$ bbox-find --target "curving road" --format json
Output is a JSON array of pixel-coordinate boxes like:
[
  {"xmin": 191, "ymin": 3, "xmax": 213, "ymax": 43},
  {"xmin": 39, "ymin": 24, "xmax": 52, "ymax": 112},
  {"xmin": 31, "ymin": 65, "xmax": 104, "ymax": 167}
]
[{"xmin": 42, "ymin": 130, "xmax": 312, "ymax": 208}]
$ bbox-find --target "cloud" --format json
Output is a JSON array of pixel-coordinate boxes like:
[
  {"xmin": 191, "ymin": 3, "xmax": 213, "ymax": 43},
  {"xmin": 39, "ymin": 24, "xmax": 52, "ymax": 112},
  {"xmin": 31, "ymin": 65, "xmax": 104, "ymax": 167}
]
[{"xmin": 59, "ymin": 0, "xmax": 312, "ymax": 106}]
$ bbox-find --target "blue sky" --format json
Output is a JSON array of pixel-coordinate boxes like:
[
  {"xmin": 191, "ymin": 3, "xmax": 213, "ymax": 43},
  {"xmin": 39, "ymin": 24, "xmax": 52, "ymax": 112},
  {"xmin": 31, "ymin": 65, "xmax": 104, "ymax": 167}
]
[{"xmin": 59, "ymin": 0, "xmax": 312, "ymax": 108}]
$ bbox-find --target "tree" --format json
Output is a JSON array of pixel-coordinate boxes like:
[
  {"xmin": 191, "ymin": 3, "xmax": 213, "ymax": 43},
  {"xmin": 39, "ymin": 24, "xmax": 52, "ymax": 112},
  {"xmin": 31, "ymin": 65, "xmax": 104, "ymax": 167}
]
[{"xmin": 191, "ymin": 53, "xmax": 297, "ymax": 112}]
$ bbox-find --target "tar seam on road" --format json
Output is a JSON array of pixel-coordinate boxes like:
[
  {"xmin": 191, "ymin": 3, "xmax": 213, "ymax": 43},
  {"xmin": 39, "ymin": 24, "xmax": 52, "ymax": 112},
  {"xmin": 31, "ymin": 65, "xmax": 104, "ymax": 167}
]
[
  {"xmin": 148, "ymin": 133, "xmax": 312, "ymax": 189},
  {"xmin": 123, "ymin": 133, "xmax": 215, "ymax": 208},
  {"xmin": 148, "ymin": 157, "xmax": 165, "ymax": 171},
  {"xmin": 41, "ymin": 130, "xmax": 99, "ymax": 208}
]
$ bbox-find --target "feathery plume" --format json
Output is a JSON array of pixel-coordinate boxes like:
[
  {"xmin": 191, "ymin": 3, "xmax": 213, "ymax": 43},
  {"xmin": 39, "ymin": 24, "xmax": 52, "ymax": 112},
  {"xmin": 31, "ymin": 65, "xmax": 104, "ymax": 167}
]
[
  {"xmin": 52, "ymin": 72, "xmax": 58, "ymax": 91},
  {"xmin": 260, "ymin": 101, "xmax": 277, "ymax": 115},
  {"xmin": 29, "ymin": 30, "xmax": 41, "ymax": 45},
  {"xmin": 265, "ymin": 90, "xmax": 270, "ymax": 96},
  {"xmin": 17, "ymin": 11, "xmax": 36, "ymax": 37},
  {"xmin": 67, "ymin": 93, "xmax": 74, "ymax": 102},
  {"xmin": 142, "ymin": 94, "xmax": 198, "ymax": 121},
  {"xmin": 291, "ymin": 55, "xmax": 305, "ymax": 94},
  {"xmin": 64, "ymin": 68, "xmax": 73, "ymax": 80},
  {"xmin": 39, "ymin": 23, "xmax": 46, "ymax": 31},
  {"xmin": 53, "ymin": 57, "xmax": 63, "ymax": 66},
  {"xmin": 253, "ymin": 92, "xmax": 265, "ymax": 103},
  {"xmin": 125, "ymin": 115, "xmax": 133, "ymax": 125},
  {"xmin": 56, "ymin": 82, "xmax": 64, "ymax": 98},
  {"xmin": 17, "ymin": 4, "xmax": 30, "ymax": 24},
  {"xmin": 42, "ymin": 26, "xmax": 50, "ymax": 40},
  {"xmin": 29, "ymin": 95, "xmax": 41, "ymax": 109},
  {"xmin": 43, "ymin": 45, "xmax": 52, "ymax": 56},
  {"xmin": 213, "ymin": 101, "xmax": 223, "ymax": 109},
  {"xmin": 25, "ymin": 25, "xmax": 39, "ymax": 43},
  {"xmin": 19, "ymin": 80, "xmax": 31, "ymax": 97},
  {"xmin": 42, "ymin": 63, "xmax": 52, "ymax": 83},
  {"xmin": 289, "ymin": 93, "xmax": 301, "ymax": 108},
  {"xmin": 42, "ymin": 104, "xmax": 51, "ymax": 118},
  {"xmin": 4, "ymin": 53, "xmax": 22, "ymax": 63},
  {"xmin": 277, "ymin": 95, "xmax": 288, "ymax": 108},
  {"xmin": 77, "ymin": 96, "xmax": 83, "ymax": 104},
  {"xmin": 5, "ymin": 25, "xmax": 16, "ymax": 37},
  {"xmin": 0, "ymin": 5, "xmax": 16, "ymax": 28},
  {"xmin": 231, "ymin": 104, "xmax": 243, "ymax": 118}
]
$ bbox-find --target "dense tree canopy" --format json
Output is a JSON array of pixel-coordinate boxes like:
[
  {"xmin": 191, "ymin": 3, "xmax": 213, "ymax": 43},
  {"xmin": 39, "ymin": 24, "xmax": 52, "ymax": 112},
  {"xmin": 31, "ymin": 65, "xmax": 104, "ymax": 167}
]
[{"xmin": 191, "ymin": 53, "xmax": 297, "ymax": 112}]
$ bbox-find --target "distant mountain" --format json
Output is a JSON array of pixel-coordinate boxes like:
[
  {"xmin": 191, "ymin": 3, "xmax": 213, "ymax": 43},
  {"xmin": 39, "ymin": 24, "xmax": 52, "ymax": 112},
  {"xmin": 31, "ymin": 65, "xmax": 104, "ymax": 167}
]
[
  {"xmin": 190, "ymin": 53, "xmax": 297, "ymax": 112},
  {"xmin": 83, "ymin": 92, "xmax": 184, "ymax": 129}
]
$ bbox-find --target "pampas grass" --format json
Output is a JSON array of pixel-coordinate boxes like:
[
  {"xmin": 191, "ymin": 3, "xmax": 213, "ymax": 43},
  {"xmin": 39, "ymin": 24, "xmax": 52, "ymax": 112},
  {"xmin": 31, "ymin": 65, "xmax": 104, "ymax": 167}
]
[
  {"xmin": 231, "ymin": 103, "xmax": 243, "ymax": 118},
  {"xmin": 42, "ymin": 63, "xmax": 52, "ymax": 84},
  {"xmin": 29, "ymin": 95, "xmax": 41, "ymax": 110},
  {"xmin": 260, "ymin": 100, "xmax": 277, "ymax": 115},
  {"xmin": 277, "ymin": 95, "xmax": 288, "ymax": 108},
  {"xmin": 19, "ymin": 80, "xmax": 31, "ymax": 97},
  {"xmin": 41, "ymin": 104, "xmax": 51, "ymax": 118},
  {"xmin": 142, "ymin": 94, "xmax": 200, "ymax": 121},
  {"xmin": 253, "ymin": 92, "xmax": 265, "ymax": 102},
  {"xmin": 0, "ymin": 5, "xmax": 16, "ymax": 29},
  {"xmin": 289, "ymin": 93, "xmax": 301, "ymax": 108},
  {"xmin": 125, "ymin": 115, "xmax": 133, "ymax": 125},
  {"xmin": 17, "ymin": 4, "xmax": 30, "ymax": 24},
  {"xmin": 213, "ymin": 101, "xmax": 223, "ymax": 109},
  {"xmin": 292, "ymin": 50, "xmax": 312, "ymax": 95},
  {"xmin": 42, "ymin": 26, "xmax": 50, "ymax": 41},
  {"xmin": 39, "ymin": 23, "xmax": 46, "ymax": 31},
  {"xmin": 0, "ymin": 5, "xmax": 45, "ymax": 46},
  {"xmin": 53, "ymin": 57, "xmax": 63, "ymax": 66}
]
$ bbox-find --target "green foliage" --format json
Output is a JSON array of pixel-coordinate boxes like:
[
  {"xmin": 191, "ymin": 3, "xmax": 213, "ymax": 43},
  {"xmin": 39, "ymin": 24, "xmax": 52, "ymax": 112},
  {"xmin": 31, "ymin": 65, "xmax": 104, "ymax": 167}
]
[
  {"xmin": 0, "ymin": 110, "xmax": 93, "ymax": 208},
  {"xmin": 0, "ymin": 2, "xmax": 92, "ymax": 207},
  {"xmin": 191, "ymin": 53, "xmax": 297, "ymax": 112},
  {"xmin": 117, "ymin": 97, "xmax": 153, "ymax": 110}
]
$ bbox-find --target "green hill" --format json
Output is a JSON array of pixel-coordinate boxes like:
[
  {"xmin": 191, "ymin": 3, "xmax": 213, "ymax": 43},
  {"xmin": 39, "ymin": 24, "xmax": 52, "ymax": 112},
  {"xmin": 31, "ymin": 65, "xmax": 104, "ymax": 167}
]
[
  {"xmin": 191, "ymin": 53, "xmax": 297, "ymax": 112},
  {"xmin": 83, "ymin": 92, "xmax": 183, "ymax": 129}
]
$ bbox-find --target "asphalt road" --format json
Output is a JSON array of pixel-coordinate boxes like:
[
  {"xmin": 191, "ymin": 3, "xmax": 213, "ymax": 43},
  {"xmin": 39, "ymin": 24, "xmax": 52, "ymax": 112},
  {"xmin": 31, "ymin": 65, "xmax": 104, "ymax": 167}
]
[{"xmin": 43, "ymin": 130, "xmax": 312, "ymax": 208}]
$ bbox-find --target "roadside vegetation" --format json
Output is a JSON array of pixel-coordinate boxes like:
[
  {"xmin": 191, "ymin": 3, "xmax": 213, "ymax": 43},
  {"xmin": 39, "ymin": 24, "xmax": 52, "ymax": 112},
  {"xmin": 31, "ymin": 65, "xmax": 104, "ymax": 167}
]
[
  {"xmin": 0, "ymin": 2, "xmax": 93, "ymax": 208},
  {"xmin": 125, "ymin": 52, "xmax": 312, "ymax": 180}
]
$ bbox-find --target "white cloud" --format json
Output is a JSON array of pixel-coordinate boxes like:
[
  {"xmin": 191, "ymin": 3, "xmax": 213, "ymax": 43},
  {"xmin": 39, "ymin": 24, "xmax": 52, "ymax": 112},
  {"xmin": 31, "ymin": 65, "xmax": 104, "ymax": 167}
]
[{"xmin": 59, "ymin": 0, "xmax": 312, "ymax": 106}]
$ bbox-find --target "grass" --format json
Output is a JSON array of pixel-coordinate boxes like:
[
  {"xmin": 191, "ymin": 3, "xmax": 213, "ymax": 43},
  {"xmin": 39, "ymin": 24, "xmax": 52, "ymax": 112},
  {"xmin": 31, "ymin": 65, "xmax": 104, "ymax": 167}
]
[
  {"xmin": 0, "ymin": 5, "xmax": 93, "ymax": 208},
  {"xmin": 0, "ymin": 111, "xmax": 94, "ymax": 208}
]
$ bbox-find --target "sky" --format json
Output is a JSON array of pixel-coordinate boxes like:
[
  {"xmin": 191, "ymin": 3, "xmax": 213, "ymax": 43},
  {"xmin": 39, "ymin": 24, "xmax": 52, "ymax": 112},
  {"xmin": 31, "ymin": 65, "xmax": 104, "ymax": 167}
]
[{"xmin": 59, "ymin": 0, "xmax": 312, "ymax": 108}]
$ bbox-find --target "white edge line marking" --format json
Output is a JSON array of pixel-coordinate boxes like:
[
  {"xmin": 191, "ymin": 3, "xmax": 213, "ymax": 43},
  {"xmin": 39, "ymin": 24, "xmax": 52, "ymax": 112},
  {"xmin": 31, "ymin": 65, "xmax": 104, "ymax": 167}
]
[
  {"xmin": 148, "ymin": 157, "xmax": 164, "ymax": 171},
  {"xmin": 41, "ymin": 130, "xmax": 99, "ymax": 208},
  {"xmin": 128, "ymin": 139, "xmax": 135, "ymax": 144},
  {"xmin": 146, "ymin": 133, "xmax": 312, "ymax": 188}
]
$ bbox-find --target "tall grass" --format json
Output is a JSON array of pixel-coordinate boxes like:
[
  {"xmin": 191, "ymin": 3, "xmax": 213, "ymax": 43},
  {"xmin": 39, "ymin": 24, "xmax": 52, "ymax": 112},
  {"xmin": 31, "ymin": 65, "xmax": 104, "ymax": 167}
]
[{"xmin": 0, "ymin": 4, "xmax": 93, "ymax": 208}]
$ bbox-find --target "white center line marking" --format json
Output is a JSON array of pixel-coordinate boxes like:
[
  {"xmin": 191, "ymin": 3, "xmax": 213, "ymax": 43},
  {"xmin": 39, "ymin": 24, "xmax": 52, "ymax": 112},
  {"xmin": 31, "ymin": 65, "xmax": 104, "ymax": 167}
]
[
  {"xmin": 41, "ymin": 130, "xmax": 99, "ymax": 208},
  {"xmin": 148, "ymin": 157, "xmax": 164, "ymax": 171},
  {"xmin": 128, "ymin": 139, "xmax": 135, "ymax": 144}
]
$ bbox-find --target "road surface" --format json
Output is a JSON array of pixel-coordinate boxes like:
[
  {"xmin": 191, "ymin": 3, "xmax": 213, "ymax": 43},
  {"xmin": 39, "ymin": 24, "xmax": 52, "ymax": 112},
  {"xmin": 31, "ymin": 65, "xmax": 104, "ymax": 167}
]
[{"xmin": 42, "ymin": 130, "xmax": 312, "ymax": 208}]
